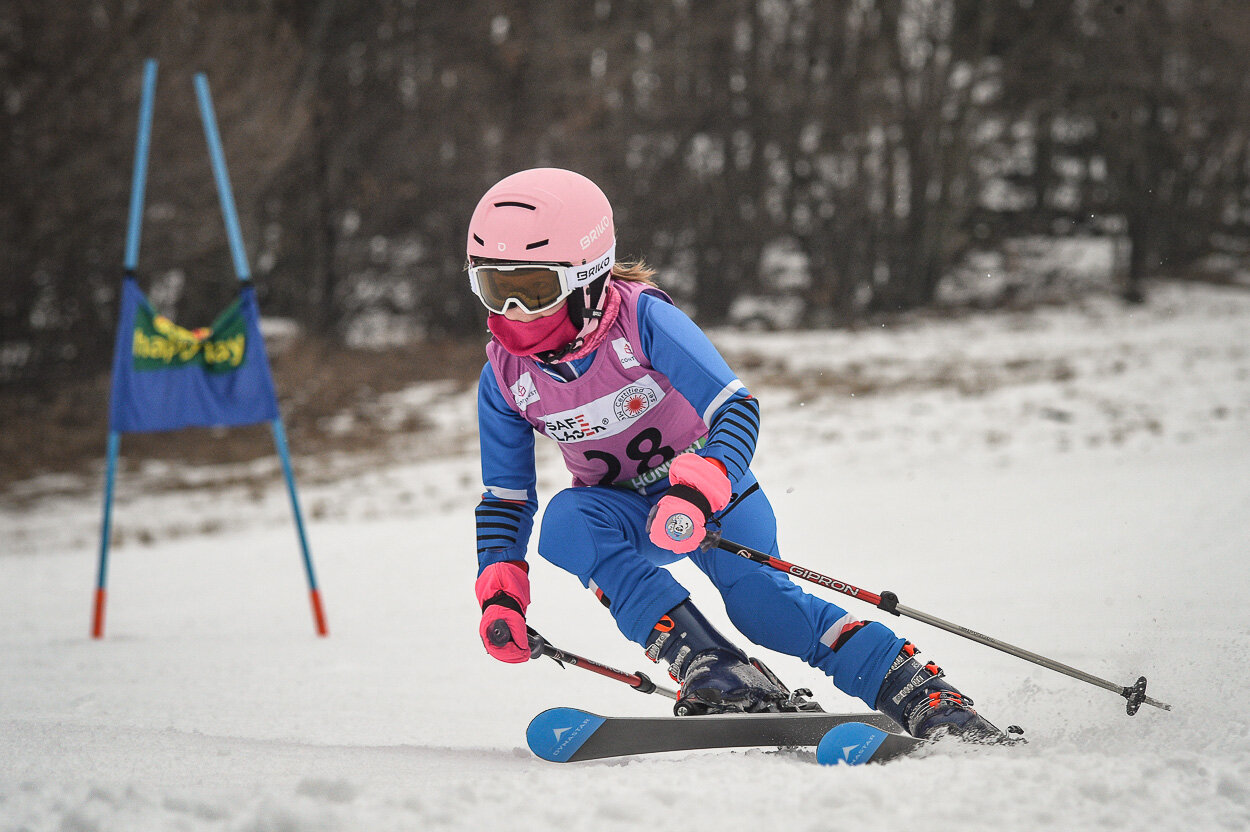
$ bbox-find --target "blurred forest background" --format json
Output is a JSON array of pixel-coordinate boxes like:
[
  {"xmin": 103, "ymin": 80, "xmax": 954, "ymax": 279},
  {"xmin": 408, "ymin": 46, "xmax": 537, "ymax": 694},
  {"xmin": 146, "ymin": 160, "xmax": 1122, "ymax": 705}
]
[{"xmin": 4, "ymin": 0, "xmax": 1250, "ymax": 479}]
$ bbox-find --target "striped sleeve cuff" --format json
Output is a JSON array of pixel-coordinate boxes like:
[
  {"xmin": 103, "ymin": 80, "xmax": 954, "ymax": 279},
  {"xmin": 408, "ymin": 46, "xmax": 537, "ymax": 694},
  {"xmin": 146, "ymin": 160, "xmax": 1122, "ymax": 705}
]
[
  {"xmin": 702, "ymin": 396, "xmax": 760, "ymax": 482},
  {"xmin": 475, "ymin": 490, "xmax": 537, "ymax": 571}
]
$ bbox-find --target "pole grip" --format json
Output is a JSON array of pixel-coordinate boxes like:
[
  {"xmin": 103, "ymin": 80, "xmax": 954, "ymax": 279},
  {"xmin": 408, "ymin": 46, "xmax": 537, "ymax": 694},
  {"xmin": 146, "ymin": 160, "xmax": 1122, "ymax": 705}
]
[{"xmin": 526, "ymin": 628, "xmax": 549, "ymax": 659}]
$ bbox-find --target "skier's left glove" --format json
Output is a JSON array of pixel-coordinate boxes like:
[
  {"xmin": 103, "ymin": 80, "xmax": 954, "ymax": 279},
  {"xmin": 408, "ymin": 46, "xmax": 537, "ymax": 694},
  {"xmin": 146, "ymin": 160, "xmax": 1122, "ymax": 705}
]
[
  {"xmin": 647, "ymin": 453, "xmax": 732, "ymax": 555},
  {"xmin": 475, "ymin": 561, "xmax": 531, "ymax": 663}
]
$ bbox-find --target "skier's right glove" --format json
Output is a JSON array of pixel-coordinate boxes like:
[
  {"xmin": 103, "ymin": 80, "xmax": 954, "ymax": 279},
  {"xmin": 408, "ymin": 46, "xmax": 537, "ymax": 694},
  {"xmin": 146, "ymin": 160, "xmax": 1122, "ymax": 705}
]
[{"xmin": 475, "ymin": 561, "xmax": 531, "ymax": 663}]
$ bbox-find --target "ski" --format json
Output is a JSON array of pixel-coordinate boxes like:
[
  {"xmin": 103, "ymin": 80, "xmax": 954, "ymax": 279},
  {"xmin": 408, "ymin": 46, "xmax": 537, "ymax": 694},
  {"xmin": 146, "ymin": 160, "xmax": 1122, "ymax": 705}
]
[
  {"xmin": 526, "ymin": 707, "xmax": 901, "ymax": 763},
  {"xmin": 816, "ymin": 721, "xmax": 926, "ymax": 765},
  {"xmin": 816, "ymin": 720, "xmax": 1028, "ymax": 765}
]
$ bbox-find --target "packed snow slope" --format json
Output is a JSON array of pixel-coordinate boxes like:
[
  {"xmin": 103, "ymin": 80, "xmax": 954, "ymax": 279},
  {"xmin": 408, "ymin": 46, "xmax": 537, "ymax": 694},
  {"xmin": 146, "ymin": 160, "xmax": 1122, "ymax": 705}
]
[{"xmin": 2, "ymin": 282, "xmax": 1249, "ymax": 831}]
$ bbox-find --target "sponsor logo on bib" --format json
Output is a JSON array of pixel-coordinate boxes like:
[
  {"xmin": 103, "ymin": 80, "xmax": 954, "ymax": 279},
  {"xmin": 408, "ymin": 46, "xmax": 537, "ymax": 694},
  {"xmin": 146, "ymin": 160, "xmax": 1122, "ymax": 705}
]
[
  {"xmin": 511, "ymin": 372, "xmax": 541, "ymax": 410},
  {"xmin": 540, "ymin": 375, "xmax": 666, "ymax": 443},
  {"xmin": 613, "ymin": 385, "xmax": 656, "ymax": 420},
  {"xmin": 612, "ymin": 337, "xmax": 640, "ymax": 369}
]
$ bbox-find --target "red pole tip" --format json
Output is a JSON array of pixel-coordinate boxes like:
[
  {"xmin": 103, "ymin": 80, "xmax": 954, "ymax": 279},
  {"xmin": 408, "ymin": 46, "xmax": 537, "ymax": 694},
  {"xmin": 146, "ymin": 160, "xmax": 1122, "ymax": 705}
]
[
  {"xmin": 91, "ymin": 588, "xmax": 107, "ymax": 639},
  {"xmin": 310, "ymin": 589, "xmax": 328, "ymax": 636}
]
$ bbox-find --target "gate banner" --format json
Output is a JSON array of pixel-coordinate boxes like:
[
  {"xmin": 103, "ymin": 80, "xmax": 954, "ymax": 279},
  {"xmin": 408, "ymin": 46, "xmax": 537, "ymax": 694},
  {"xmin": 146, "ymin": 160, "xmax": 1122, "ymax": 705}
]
[{"xmin": 107, "ymin": 276, "xmax": 279, "ymax": 433}]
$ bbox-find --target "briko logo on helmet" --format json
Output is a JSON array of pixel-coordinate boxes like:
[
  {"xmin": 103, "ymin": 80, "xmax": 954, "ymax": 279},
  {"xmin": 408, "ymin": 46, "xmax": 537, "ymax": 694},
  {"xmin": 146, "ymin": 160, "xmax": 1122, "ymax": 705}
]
[{"xmin": 580, "ymin": 215, "xmax": 611, "ymax": 251}]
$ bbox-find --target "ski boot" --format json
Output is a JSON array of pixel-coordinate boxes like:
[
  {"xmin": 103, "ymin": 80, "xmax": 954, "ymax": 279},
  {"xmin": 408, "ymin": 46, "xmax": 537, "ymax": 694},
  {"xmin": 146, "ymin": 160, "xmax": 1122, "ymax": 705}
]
[
  {"xmin": 875, "ymin": 642, "xmax": 1011, "ymax": 742},
  {"xmin": 674, "ymin": 650, "xmax": 824, "ymax": 715},
  {"xmin": 645, "ymin": 601, "xmax": 804, "ymax": 716}
]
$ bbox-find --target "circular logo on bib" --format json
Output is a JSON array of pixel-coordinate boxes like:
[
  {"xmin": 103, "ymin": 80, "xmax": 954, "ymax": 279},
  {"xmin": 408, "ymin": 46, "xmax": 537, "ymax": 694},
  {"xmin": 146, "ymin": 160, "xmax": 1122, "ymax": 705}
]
[
  {"xmin": 613, "ymin": 385, "xmax": 657, "ymax": 420},
  {"xmin": 665, "ymin": 513, "xmax": 696, "ymax": 541}
]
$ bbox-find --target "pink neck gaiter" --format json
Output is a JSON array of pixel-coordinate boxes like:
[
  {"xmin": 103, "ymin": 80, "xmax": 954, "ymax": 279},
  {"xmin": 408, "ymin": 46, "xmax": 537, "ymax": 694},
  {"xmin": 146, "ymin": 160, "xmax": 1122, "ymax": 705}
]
[{"xmin": 488, "ymin": 310, "xmax": 579, "ymax": 357}]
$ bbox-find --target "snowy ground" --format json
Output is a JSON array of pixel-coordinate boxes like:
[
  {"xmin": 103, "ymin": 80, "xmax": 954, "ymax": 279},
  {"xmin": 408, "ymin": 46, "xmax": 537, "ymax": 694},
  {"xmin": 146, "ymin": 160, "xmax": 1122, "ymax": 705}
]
[{"xmin": 2, "ymin": 281, "xmax": 1249, "ymax": 831}]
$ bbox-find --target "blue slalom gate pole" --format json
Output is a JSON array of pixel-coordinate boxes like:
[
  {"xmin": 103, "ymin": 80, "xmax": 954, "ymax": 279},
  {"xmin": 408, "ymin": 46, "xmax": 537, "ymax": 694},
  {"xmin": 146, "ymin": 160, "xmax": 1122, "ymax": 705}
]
[
  {"xmin": 94, "ymin": 58, "xmax": 158, "ymax": 639},
  {"xmin": 195, "ymin": 72, "xmax": 328, "ymax": 635},
  {"xmin": 272, "ymin": 419, "xmax": 328, "ymax": 635},
  {"xmin": 93, "ymin": 432, "xmax": 122, "ymax": 638},
  {"xmin": 193, "ymin": 73, "xmax": 251, "ymax": 281},
  {"xmin": 124, "ymin": 60, "xmax": 158, "ymax": 274}
]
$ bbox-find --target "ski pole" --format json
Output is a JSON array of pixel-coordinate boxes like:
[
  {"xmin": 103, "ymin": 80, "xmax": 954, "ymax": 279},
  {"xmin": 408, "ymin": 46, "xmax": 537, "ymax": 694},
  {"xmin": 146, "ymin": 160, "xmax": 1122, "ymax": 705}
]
[
  {"xmin": 702, "ymin": 530, "xmax": 1171, "ymax": 715},
  {"xmin": 487, "ymin": 621, "xmax": 678, "ymax": 700}
]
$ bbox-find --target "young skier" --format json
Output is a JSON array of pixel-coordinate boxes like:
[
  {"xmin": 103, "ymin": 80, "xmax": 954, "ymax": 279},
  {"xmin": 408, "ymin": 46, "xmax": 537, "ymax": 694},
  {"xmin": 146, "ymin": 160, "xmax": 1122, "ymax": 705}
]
[{"xmin": 469, "ymin": 167, "xmax": 1003, "ymax": 740}]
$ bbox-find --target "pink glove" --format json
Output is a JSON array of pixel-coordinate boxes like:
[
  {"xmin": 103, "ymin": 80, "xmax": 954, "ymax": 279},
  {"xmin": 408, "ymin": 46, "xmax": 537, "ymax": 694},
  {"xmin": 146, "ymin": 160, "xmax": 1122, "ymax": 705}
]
[
  {"xmin": 476, "ymin": 561, "xmax": 532, "ymax": 663},
  {"xmin": 647, "ymin": 454, "xmax": 732, "ymax": 555}
]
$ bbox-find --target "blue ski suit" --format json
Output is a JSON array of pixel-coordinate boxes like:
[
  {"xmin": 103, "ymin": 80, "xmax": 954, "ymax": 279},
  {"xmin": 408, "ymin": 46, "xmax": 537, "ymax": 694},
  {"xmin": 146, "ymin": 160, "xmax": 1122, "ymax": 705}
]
[{"xmin": 475, "ymin": 289, "xmax": 905, "ymax": 708}]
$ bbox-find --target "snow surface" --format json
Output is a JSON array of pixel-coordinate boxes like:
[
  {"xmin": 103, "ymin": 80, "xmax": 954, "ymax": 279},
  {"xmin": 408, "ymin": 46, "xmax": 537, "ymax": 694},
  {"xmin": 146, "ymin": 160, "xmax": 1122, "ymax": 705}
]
[{"xmin": 3, "ymin": 282, "xmax": 1249, "ymax": 831}]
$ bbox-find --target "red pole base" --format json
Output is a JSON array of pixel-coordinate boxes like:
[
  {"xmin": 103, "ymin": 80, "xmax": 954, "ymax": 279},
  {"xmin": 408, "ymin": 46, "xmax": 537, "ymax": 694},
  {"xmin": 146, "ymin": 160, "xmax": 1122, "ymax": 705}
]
[
  {"xmin": 91, "ymin": 588, "xmax": 107, "ymax": 639},
  {"xmin": 309, "ymin": 589, "xmax": 328, "ymax": 636}
]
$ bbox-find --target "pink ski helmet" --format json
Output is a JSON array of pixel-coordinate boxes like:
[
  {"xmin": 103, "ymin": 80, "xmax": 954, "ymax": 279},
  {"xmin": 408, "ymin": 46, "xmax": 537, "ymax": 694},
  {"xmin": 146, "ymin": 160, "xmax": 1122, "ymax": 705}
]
[{"xmin": 467, "ymin": 168, "xmax": 615, "ymax": 267}]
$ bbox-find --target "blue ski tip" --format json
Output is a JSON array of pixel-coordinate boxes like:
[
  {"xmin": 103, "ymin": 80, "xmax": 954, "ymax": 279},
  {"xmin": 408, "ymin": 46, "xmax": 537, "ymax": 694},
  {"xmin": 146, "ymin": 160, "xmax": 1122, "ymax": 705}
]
[
  {"xmin": 526, "ymin": 708, "xmax": 606, "ymax": 763},
  {"xmin": 816, "ymin": 722, "xmax": 891, "ymax": 766}
]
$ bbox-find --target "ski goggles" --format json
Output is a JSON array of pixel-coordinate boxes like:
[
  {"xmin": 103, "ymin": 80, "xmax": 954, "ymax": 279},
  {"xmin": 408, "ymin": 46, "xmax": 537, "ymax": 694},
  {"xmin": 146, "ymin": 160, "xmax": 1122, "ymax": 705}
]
[{"xmin": 469, "ymin": 245, "xmax": 615, "ymax": 315}]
